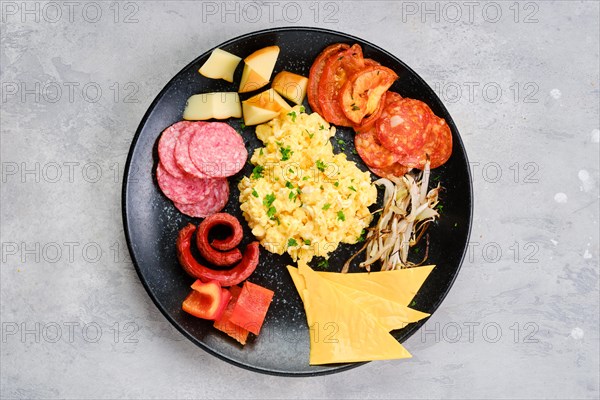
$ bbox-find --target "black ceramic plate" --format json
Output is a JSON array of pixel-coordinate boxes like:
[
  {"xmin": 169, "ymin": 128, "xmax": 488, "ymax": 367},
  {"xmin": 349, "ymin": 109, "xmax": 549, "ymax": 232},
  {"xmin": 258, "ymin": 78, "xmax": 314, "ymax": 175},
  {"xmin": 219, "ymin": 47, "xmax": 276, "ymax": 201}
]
[{"xmin": 123, "ymin": 27, "xmax": 472, "ymax": 376}]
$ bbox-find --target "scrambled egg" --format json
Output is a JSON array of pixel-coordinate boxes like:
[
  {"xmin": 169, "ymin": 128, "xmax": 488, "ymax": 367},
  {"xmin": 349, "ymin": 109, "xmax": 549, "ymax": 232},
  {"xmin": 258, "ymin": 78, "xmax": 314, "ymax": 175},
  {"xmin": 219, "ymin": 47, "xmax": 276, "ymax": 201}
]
[{"xmin": 238, "ymin": 106, "xmax": 377, "ymax": 263}]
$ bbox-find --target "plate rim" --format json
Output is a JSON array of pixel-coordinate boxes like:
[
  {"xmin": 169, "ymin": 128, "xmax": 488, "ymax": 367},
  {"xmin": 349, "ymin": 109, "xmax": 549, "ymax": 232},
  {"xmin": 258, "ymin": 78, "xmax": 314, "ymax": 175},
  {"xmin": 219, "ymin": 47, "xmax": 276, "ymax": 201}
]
[{"xmin": 122, "ymin": 26, "xmax": 474, "ymax": 377}]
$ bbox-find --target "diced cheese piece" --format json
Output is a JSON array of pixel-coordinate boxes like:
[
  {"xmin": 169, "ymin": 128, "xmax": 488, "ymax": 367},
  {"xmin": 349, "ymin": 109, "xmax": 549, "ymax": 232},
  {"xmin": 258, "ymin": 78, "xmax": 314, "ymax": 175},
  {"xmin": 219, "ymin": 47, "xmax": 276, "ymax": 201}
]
[
  {"xmin": 211, "ymin": 92, "xmax": 242, "ymax": 119},
  {"xmin": 244, "ymin": 46, "xmax": 280, "ymax": 81},
  {"xmin": 317, "ymin": 265, "xmax": 435, "ymax": 306},
  {"xmin": 294, "ymin": 264, "xmax": 412, "ymax": 365},
  {"xmin": 183, "ymin": 92, "xmax": 241, "ymax": 120},
  {"xmin": 242, "ymin": 103, "xmax": 279, "ymax": 126},
  {"xmin": 198, "ymin": 48, "xmax": 242, "ymax": 82},
  {"xmin": 239, "ymin": 66, "xmax": 270, "ymax": 93},
  {"xmin": 243, "ymin": 88, "xmax": 291, "ymax": 114},
  {"xmin": 272, "ymin": 71, "xmax": 308, "ymax": 105}
]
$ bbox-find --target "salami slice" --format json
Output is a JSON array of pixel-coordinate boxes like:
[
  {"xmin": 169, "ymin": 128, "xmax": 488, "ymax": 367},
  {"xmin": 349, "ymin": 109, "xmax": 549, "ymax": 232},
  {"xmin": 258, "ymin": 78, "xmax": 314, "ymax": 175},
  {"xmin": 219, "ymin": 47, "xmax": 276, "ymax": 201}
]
[
  {"xmin": 376, "ymin": 98, "xmax": 434, "ymax": 167},
  {"xmin": 158, "ymin": 121, "xmax": 192, "ymax": 178},
  {"xmin": 368, "ymin": 163, "xmax": 410, "ymax": 180},
  {"xmin": 173, "ymin": 180, "xmax": 229, "ymax": 218},
  {"xmin": 355, "ymin": 126, "xmax": 399, "ymax": 169},
  {"xmin": 174, "ymin": 123, "xmax": 207, "ymax": 178},
  {"xmin": 157, "ymin": 162, "xmax": 223, "ymax": 205},
  {"xmin": 189, "ymin": 122, "xmax": 247, "ymax": 178}
]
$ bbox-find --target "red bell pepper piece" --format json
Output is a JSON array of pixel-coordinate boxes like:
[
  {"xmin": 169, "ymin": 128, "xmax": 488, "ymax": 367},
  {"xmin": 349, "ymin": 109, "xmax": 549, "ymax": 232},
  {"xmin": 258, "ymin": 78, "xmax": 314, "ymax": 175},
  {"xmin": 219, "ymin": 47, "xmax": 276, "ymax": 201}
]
[
  {"xmin": 182, "ymin": 279, "xmax": 231, "ymax": 321},
  {"xmin": 229, "ymin": 281, "xmax": 274, "ymax": 335},
  {"xmin": 213, "ymin": 285, "xmax": 250, "ymax": 345},
  {"xmin": 176, "ymin": 223, "xmax": 260, "ymax": 287}
]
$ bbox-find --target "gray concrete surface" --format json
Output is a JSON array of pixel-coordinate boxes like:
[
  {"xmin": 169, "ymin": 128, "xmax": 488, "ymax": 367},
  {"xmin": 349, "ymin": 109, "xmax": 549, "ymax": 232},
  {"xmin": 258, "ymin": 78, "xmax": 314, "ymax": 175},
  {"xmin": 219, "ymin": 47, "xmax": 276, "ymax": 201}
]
[{"xmin": 1, "ymin": 1, "xmax": 599, "ymax": 399}]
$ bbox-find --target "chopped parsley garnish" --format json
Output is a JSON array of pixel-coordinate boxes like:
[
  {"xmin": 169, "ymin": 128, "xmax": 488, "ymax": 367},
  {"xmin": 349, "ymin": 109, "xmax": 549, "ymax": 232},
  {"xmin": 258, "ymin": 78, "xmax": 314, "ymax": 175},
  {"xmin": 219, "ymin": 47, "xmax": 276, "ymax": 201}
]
[
  {"xmin": 259, "ymin": 148, "xmax": 264, "ymax": 156},
  {"xmin": 288, "ymin": 238, "xmax": 298, "ymax": 247},
  {"xmin": 285, "ymin": 181, "xmax": 294, "ymax": 189},
  {"xmin": 436, "ymin": 204, "xmax": 444, "ymax": 213},
  {"xmin": 263, "ymin": 193, "xmax": 276, "ymax": 207},
  {"xmin": 317, "ymin": 259, "xmax": 329, "ymax": 269},
  {"xmin": 348, "ymin": 185, "xmax": 357, "ymax": 192},
  {"xmin": 276, "ymin": 140, "xmax": 283, "ymax": 146},
  {"xmin": 322, "ymin": 203, "xmax": 331, "ymax": 210},
  {"xmin": 299, "ymin": 105, "xmax": 305, "ymax": 113},
  {"xmin": 309, "ymin": 133, "xmax": 314, "ymax": 139},
  {"xmin": 337, "ymin": 211, "xmax": 345, "ymax": 221},
  {"xmin": 280, "ymin": 145, "xmax": 293, "ymax": 161},
  {"xmin": 320, "ymin": 185, "xmax": 324, "ymax": 190},
  {"xmin": 351, "ymin": 104, "xmax": 360, "ymax": 111},
  {"xmin": 302, "ymin": 176, "xmax": 309, "ymax": 181},
  {"xmin": 316, "ymin": 160, "xmax": 326, "ymax": 172},
  {"xmin": 288, "ymin": 168, "xmax": 294, "ymax": 173},
  {"xmin": 337, "ymin": 139, "xmax": 345, "ymax": 146},
  {"xmin": 357, "ymin": 229, "xmax": 366, "ymax": 242},
  {"xmin": 351, "ymin": 148, "xmax": 358, "ymax": 155},
  {"xmin": 334, "ymin": 181, "xmax": 339, "ymax": 187},
  {"xmin": 289, "ymin": 191, "xmax": 297, "ymax": 201},
  {"xmin": 287, "ymin": 111, "xmax": 297, "ymax": 122},
  {"xmin": 251, "ymin": 165, "xmax": 264, "ymax": 179},
  {"xmin": 319, "ymin": 124, "xmax": 325, "ymax": 130},
  {"xmin": 304, "ymin": 239, "xmax": 311, "ymax": 245},
  {"xmin": 267, "ymin": 206, "xmax": 277, "ymax": 218},
  {"xmin": 251, "ymin": 189, "xmax": 259, "ymax": 198}
]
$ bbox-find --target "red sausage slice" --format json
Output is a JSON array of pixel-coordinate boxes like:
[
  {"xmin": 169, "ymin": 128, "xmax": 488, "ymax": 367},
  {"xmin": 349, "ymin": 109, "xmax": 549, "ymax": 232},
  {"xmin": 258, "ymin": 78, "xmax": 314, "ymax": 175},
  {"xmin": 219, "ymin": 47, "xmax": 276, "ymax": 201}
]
[
  {"xmin": 355, "ymin": 126, "xmax": 399, "ymax": 169},
  {"xmin": 196, "ymin": 213, "xmax": 243, "ymax": 267},
  {"xmin": 376, "ymin": 98, "xmax": 434, "ymax": 167},
  {"xmin": 203, "ymin": 213, "xmax": 244, "ymax": 251},
  {"xmin": 177, "ymin": 224, "xmax": 260, "ymax": 287},
  {"xmin": 428, "ymin": 116, "xmax": 453, "ymax": 169},
  {"xmin": 368, "ymin": 162, "xmax": 410, "ymax": 180}
]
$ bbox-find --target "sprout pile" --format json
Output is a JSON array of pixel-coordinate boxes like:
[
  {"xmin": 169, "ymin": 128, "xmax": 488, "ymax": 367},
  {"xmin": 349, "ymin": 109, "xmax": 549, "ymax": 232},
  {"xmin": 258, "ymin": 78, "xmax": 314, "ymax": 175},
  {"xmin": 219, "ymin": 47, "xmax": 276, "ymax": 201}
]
[{"xmin": 343, "ymin": 160, "xmax": 441, "ymax": 272}]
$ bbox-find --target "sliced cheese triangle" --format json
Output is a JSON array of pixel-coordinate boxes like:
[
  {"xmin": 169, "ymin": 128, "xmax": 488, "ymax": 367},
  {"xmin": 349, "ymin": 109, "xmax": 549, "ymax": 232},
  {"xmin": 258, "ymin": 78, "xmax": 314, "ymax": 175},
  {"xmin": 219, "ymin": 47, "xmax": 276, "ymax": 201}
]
[
  {"xmin": 316, "ymin": 265, "xmax": 435, "ymax": 306},
  {"xmin": 293, "ymin": 264, "xmax": 412, "ymax": 365},
  {"xmin": 326, "ymin": 280, "xmax": 430, "ymax": 332},
  {"xmin": 288, "ymin": 266, "xmax": 429, "ymax": 332}
]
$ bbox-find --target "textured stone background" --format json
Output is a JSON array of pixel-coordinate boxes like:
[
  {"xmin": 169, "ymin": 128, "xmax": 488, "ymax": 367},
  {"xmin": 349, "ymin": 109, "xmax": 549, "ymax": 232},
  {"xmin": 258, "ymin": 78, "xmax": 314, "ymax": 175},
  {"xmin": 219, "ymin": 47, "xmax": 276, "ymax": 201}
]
[{"xmin": 1, "ymin": 1, "xmax": 598, "ymax": 399}]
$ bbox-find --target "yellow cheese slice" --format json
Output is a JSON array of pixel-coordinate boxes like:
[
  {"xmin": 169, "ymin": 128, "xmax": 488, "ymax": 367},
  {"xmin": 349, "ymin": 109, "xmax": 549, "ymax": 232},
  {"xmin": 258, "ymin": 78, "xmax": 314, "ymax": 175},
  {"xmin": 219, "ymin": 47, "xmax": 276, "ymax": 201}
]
[
  {"xmin": 326, "ymin": 280, "xmax": 430, "ymax": 331},
  {"xmin": 316, "ymin": 265, "xmax": 435, "ymax": 306},
  {"xmin": 288, "ymin": 266, "xmax": 429, "ymax": 332},
  {"xmin": 294, "ymin": 264, "xmax": 412, "ymax": 365}
]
